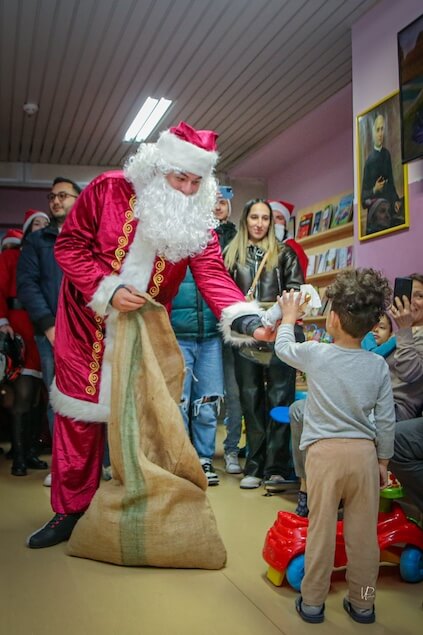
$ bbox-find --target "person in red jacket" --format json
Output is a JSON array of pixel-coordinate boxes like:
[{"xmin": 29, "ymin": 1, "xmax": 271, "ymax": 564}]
[
  {"xmin": 267, "ymin": 200, "xmax": 309, "ymax": 278},
  {"xmin": 0, "ymin": 210, "xmax": 50, "ymax": 476}
]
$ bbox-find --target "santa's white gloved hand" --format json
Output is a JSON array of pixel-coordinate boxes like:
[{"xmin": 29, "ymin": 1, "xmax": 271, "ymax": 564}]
[{"xmin": 261, "ymin": 284, "xmax": 321, "ymax": 328}]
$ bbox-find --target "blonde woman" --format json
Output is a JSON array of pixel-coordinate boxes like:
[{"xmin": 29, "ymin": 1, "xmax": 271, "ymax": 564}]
[{"xmin": 224, "ymin": 199, "xmax": 304, "ymax": 489}]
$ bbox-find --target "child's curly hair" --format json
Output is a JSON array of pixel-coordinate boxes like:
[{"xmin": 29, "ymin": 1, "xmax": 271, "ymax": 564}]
[{"xmin": 326, "ymin": 268, "xmax": 392, "ymax": 338}]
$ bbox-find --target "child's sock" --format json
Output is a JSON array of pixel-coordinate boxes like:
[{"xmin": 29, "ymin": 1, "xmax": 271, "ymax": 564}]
[
  {"xmin": 295, "ymin": 490, "xmax": 309, "ymax": 517},
  {"xmin": 301, "ymin": 601, "xmax": 324, "ymax": 617}
]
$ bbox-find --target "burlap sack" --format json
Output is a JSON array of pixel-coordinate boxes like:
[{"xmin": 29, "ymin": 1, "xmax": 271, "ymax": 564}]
[{"xmin": 67, "ymin": 297, "xmax": 227, "ymax": 569}]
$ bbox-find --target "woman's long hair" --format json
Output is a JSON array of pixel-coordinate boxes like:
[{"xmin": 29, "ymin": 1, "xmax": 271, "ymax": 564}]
[{"xmin": 224, "ymin": 199, "xmax": 279, "ymax": 271}]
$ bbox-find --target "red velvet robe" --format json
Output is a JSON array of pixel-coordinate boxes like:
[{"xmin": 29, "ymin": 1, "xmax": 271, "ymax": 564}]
[{"xmin": 52, "ymin": 171, "xmax": 254, "ymax": 423}]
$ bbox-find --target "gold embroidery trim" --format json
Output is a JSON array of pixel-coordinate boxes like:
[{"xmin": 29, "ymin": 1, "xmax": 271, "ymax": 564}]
[
  {"xmin": 85, "ymin": 316, "xmax": 104, "ymax": 396},
  {"xmin": 86, "ymin": 195, "xmax": 135, "ymax": 395},
  {"xmin": 111, "ymin": 196, "xmax": 135, "ymax": 272},
  {"xmin": 149, "ymin": 258, "xmax": 165, "ymax": 298}
]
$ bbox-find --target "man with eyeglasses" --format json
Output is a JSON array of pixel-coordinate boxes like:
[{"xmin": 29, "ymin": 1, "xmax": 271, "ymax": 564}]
[{"xmin": 17, "ymin": 177, "xmax": 81, "ymax": 487}]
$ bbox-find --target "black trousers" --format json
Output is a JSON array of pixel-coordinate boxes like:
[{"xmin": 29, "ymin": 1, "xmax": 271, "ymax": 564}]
[{"xmin": 234, "ymin": 350, "xmax": 296, "ymax": 479}]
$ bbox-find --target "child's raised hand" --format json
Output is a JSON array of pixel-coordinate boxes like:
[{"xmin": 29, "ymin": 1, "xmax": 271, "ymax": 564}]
[{"xmin": 277, "ymin": 289, "xmax": 303, "ymax": 324}]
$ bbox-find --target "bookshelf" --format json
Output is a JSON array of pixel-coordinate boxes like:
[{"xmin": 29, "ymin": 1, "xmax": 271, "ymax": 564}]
[
  {"xmin": 306, "ymin": 265, "xmax": 353, "ymax": 287},
  {"xmin": 297, "ymin": 221, "xmax": 353, "ymax": 250},
  {"xmin": 295, "ymin": 192, "xmax": 355, "ymax": 328}
]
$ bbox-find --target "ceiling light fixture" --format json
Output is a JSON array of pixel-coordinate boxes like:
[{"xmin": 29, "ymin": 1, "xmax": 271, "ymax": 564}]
[
  {"xmin": 124, "ymin": 97, "xmax": 172, "ymax": 142},
  {"xmin": 23, "ymin": 102, "xmax": 39, "ymax": 116}
]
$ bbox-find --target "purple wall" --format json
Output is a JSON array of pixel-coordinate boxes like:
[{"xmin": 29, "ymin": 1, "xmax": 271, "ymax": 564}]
[
  {"xmin": 230, "ymin": 84, "xmax": 354, "ymax": 210},
  {"xmin": 267, "ymin": 127, "xmax": 353, "ymax": 211},
  {"xmin": 351, "ymin": 0, "xmax": 423, "ymax": 281},
  {"xmin": 354, "ymin": 180, "xmax": 422, "ymax": 278},
  {"xmin": 0, "ymin": 188, "xmax": 49, "ymax": 228}
]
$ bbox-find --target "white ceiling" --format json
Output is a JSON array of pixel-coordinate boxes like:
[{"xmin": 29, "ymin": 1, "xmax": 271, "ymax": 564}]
[{"xmin": 0, "ymin": 0, "xmax": 380, "ymax": 177}]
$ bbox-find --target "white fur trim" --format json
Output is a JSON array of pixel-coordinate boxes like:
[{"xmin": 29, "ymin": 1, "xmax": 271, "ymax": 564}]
[
  {"xmin": 268, "ymin": 201, "xmax": 291, "ymax": 226},
  {"xmin": 156, "ymin": 130, "xmax": 218, "ymax": 177},
  {"xmin": 88, "ymin": 228, "xmax": 157, "ymax": 317},
  {"xmin": 1, "ymin": 237, "xmax": 21, "ymax": 249},
  {"xmin": 219, "ymin": 300, "xmax": 264, "ymax": 346},
  {"xmin": 88, "ymin": 275, "xmax": 123, "ymax": 317},
  {"xmin": 23, "ymin": 211, "xmax": 49, "ymax": 235},
  {"xmin": 97, "ymin": 310, "xmax": 117, "ymax": 416},
  {"xmin": 50, "ymin": 377, "xmax": 110, "ymax": 423}
]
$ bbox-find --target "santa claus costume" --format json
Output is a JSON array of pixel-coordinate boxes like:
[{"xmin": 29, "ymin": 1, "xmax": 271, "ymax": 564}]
[{"xmin": 28, "ymin": 122, "xmax": 265, "ymax": 548}]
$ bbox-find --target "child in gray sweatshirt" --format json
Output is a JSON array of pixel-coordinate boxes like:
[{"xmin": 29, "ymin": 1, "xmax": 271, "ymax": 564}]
[{"xmin": 275, "ymin": 268, "xmax": 395, "ymax": 625}]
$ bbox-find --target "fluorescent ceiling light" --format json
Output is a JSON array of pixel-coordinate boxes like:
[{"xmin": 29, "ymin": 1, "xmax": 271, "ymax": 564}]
[{"xmin": 124, "ymin": 97, "xmax": 172, "ymax": 142}]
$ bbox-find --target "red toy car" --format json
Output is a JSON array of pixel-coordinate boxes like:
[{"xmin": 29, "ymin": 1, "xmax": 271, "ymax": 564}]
[{"xmin": 263, "ymin": 500, "xmax": 423, "ymax": 590}]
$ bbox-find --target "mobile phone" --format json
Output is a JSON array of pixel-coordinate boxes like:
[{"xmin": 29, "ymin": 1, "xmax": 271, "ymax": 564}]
[{"xmin": 393, "ymin": 277, "xmax": 413, "ymax": 302}]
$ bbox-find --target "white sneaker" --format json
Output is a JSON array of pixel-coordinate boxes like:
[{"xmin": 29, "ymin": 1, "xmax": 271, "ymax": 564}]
[
  {"xmin": 43, "ymin": 472, "xmax": 52, "ymax": 487},
  {"xmin": 240, "ymin": 475, "xmax": 261, "ymax": 489},
  {"xmin": 224, "ymin": 452, "xmax": 242, "ymax": 474},
  {"xmin": 264, "ymin": 474, "xmax": 299, "ymax": 492},
  {"xmin": 199, "ymin": 458, "xmax": 220, "ymax": 486}
]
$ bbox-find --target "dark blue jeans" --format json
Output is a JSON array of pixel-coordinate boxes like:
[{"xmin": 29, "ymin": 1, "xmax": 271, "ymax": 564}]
[{"xmin": 34, "ymin": 335, "xmax": 55, "ymax": 435}]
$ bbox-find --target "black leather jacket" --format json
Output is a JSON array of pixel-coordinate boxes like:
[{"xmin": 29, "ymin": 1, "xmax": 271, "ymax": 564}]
[{"xmin": 229, "ymin": 243, "xmax": 304, "ymax": 301}]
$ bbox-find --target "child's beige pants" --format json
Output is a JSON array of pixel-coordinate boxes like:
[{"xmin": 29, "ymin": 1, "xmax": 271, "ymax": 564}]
[{"xmin": 302, "ymin": 438, "xmax": 380, "ymax": 610}]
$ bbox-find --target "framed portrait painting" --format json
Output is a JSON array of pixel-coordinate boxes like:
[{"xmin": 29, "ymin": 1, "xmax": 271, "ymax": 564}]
[
  {"xmin": 356, "ymin": 91, "xmax": 409, "ymax": 241},
  {"xmin": 398, "ymin": 13, "xmax": 423, "ymax": 163}
]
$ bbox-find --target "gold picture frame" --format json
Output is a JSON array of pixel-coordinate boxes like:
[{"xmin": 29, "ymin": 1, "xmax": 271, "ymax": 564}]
[{"xmin": 356, "ymin": 91, "xmax": 409, "ymax": 241}]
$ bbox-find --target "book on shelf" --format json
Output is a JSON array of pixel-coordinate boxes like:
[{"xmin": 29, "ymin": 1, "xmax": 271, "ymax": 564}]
[
  {"xmin": 288, "ymin": 215, "xmax": 296, "ymax": 239},
  {"xmin": 324, "ymin": 248, "xmax": 337, "ymax": 272},
  {"xmin": 335, "ymin": 246, "xmax": 348, "ymax": 269},
  {"xmin": 316, "ymin": 250, "xmax": 328, "ymax": 274},
  {"xmin": 320, "ymin": 204, "xmax": 333, "ymax": 232},
  {"xmin": 297, "ymin": 212, "xmax": 314, "ymax": 238},
  {"xmin": 316, "ymin": 286, "xmax": 328, "ymax": 315},
  {"xmin": 311, "ymin": 210, "xmax": 322, "ymax": 234},
  {"xmin": 320, "ymin": 296, "xmax": 331, "ymax": 316},
  {"xmin": 346, "ymin": 245, "xmax": 354, "ymax": 267},
  {"xmin": 306, "ymin": 254, "xmax": 317, "ymax": 278},
  {"xmin": 331, "ymin": 193, "xmax": 353, "ymax": 228}
]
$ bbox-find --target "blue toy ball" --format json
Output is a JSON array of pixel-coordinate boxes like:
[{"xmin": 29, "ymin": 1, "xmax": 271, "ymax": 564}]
[
  {"xmin": 286, "ymin": 554, "xmax": 305, "ymax": 591},
  {"xmin": 270, "ymin": 406, "xmax": 290, "ymax": 424},
  {"xmin": 400, "ymin": 546, "xmax": 423, "ymax": 583}
]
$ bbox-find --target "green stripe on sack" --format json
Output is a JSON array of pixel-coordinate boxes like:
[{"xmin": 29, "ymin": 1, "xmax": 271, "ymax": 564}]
[{"xmin": 119, "ymin": 309, "xmax": 151, "ymax": 564}]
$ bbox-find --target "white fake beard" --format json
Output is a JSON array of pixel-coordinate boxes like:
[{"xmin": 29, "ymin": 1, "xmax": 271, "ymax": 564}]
[{"xmin": 130, "ymin": 173, "xmax": 219, "ymax": 262}]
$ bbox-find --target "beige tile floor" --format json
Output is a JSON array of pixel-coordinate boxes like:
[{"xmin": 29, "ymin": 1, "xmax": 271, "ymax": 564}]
[{"xmin": 0, "ymin": 426, "xmax": 422, "ymax": 635}]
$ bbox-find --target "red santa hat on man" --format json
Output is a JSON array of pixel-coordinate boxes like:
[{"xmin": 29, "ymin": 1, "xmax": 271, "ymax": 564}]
[
  {"xmin": 22, "ymin": 209, "xmax": 50, "ymax": 236},
  {"xmin": 267, "ymin": 200, "xmax": 295, "ymax": 226},
  {"xmin": 1, "ymin": 228, "xmax": 23, "ymax": 251},
  {"xmin": 156, "ymin": 121, "xmax": 219, "ymax": 177}
]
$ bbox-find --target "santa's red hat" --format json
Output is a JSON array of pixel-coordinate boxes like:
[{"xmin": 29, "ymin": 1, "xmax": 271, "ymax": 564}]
[
  {"xmin": 156, "ymin": 121, "xmax": 219, "ymax": 177},
  {"xmin": 267, "ymin": 200, "xmax": 295, "ymax": 226},
  {"xmin": 22, "ymin": 209, "xmax": 50, "ymax": 235},
  {"xmin": 1, "ymin": 228, "xmax": 23, "ymax": 251}
]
